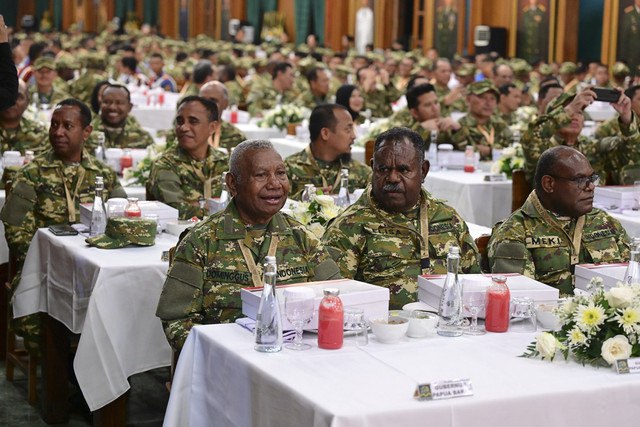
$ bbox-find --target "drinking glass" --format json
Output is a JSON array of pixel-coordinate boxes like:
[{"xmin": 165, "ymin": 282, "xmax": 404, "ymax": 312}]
[
  {"xmin": 284, "ymin": 287, "xmax": 316, "ymax": 350},
  {"xmin": 510, "ymin": 297, "xmax": 537, "ymax": 333},
  {"xmin": 343, "ymin": 307, "xmax": 368, "ymax": 346},
  {"xmin": 463, "ymin": 279, "xmax": 486, "ymax": 335},
  {"xmin": 634, "ymin": 181, "xmax": 640, "ymax": 209}
]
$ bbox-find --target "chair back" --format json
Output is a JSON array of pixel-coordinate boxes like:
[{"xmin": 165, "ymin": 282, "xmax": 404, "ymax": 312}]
[
  {"xmin": 364, "ymin": 139, "xmax": 375, "ymax": 166},
  {"xmin": 475, "ymin": 234, "xmax": 491, "ymax": 273},
  {"xmin": 511, "ymin": 169, "xmax": 531, "ymax": 212}
]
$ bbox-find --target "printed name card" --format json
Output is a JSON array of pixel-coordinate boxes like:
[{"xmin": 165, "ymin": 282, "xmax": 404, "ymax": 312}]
[
  {"xmin": 414, "ymin": 379, "xmax": 473, "ymax": 401},
  {"xmin": 483, "ymin": 174, "xmax": 507, "ymax": 182},
  {"xmin": 615, "ymin": 358, "xmax": 640, "ymax": 374}
]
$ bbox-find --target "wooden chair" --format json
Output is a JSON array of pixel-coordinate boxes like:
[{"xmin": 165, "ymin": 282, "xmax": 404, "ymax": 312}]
[
  {"xmin": 364, "ymin": 139, "xmax": 375, "ymax": 166},
  {"xmin": 4, "ymin": 179, "xmax": 38, "ymax": 405},
  {"xmin": 511, "ymin": 169, "xmax": 531, "ymax": 213},
  {"xmin": 475, "ymin": 234, "xmax": 491, "ymax": 273}
]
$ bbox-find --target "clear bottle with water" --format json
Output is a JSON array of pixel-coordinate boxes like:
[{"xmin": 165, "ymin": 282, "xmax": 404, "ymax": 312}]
[
  {"xmin": 437, "ymin": 246, "xmax": 464, "ymax": 337},
  {"xmin": 624, "ymin": 244, "xmax": 640, "ymax": 285},
  {"xmin": 301, "ymin": 184, "xmax": 316, "ymax": 203},
  {"xmin": 428, "ymin": 130, "xmax": 439, "ymax": 170},
  {"xmin": 95, "ymin": 132, "xmax": 106, "ymax": 162},
  {"xmin": 255, "ymin": 256, "xmax": 283, "ymax": 352},
  {"xmin": 336, "ymin": 168, "xmax": 350, "ymax": 207},
  {"xmin": 89, "ymin": 176, "xmax": 107, "ymax": 236},
  {"xmin": 219, "ymin": 171, "xmax": 229, "ymax": 210}
]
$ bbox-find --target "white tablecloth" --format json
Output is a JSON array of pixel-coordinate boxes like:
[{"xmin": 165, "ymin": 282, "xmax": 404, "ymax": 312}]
[
  {"xmin": 609, "ymin": 211, "xmax": 640, "ymax": 238},
  {"xmin": 165, "ymin": 323, "xmax": 640, "ymax": 427},
  {"xmin": 131, "ymin": 106, "xmax": 176, "ymax": 131},
  {"xmin": 13, "ymin": 229, "xmax": 177, "ymax": 411},
  {"xmin": 271, "ymin": 137, "xmax": 366, "ymax": 163},
  {"xmin": 423, "ymin": 170, "xmax": 512, "ymax": 228},
  {"xmin": 237, "ymin": 123, "xmax": 286, "ymax": 140}
]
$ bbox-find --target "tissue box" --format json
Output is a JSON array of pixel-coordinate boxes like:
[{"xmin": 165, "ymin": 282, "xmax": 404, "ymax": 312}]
[
  {"xmin": 594, "ymin": 186, "xmax": 636, "ymax": 210},
  {"xmin": 574, "ymin": 263, "xmax": 627, "ymax": 291},
  {"xmin": 417, "ymin": 274, "xmax": 559, "ymax": 316},
  {"xmin": 80, "ymin": 200, "xmax": 178, "ymax": 229},
  {"xmin": 241, "ymin": 279, "xmax": 390, "ymax": 330}
]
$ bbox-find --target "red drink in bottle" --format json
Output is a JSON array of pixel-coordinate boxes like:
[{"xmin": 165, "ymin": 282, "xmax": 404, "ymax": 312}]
[
  {"xmin": 318, "ymin": 288, "xmax": 343, "ymax": 349},
  {"xmin": 485, "ymin": 276, "xmax": 510, "ymax": 332}
]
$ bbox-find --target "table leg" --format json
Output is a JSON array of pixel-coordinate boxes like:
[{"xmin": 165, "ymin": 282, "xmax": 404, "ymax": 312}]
[
  {"xmin": 93, "ymin": 393, "xmax": 127, "ymax": 427},
  {"xmin": 41, "ymin": 313, "xmax": 70, "ymax": 424}
]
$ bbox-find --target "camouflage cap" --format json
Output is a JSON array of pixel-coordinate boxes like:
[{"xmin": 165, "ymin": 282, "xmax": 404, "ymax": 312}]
[
  {"xmin": 559, "ymin": 61, "xmax": 577, "ymax": 74},
  {"xmin": 545, "ymin": 92, "xmax": 575, "ymax": 113},
  {"xmin": 56, "ymin": 53, "xmax": 79, "ymax": 70},
  {"xmin": 217, "ymin": 51, "xmax": 233, "ymax": 65},
  {"xmin": 510, "ymin": 58, "xmax": 532, "ymax": 74},
  {"xmin": 538, "ymin": 63, "xmax": 554, "ymax": 76},
  {"xmin": 33, "ymin": 56, "xmax": 55, "ymax": 70},
  {"xmin": 84, "ymin": 52, "xmax": 107, "ymax": 70},
  {"xmin": 334, "ymin": 64, "xmax": 354, "ymax": 77},
  {"xmin": 85, "ymin": 217, "xmax": 157, "ymax": 249},
  {"xmin": 455, "ymin": 63, "xmax": 476, "ymax": 77},
  {"xmin": 467, "ymin": 80, "xmax": 499, "ymax": 96},
  {"xmin": 612, "ymin": 62, "xmax": 631, "ymax": 77}
]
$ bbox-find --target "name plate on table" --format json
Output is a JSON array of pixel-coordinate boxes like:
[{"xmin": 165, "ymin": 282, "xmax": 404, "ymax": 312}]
[
  {"xmin": 483, "ymin": 173, "xmax": 507, "ymax": 182},
  {"xmin": 414, "ymin": 379, "xmax": 473, "ymax": 401},
  {"xmin": 615, "ymin": 358, "xmax": 640, "ymax": 374}
]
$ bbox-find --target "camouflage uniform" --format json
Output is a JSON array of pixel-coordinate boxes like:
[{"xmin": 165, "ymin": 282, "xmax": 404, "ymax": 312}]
[
  {"xmin": 359, "ymin": 83, "xmax": 402, "ymax": 119},
  {"xmin": 521, "ymin": 107, "xmax": 640, "ymax": 184},
  {"xmin": 85, "ymin": 114, "xmax": 154, "ymax": 150},
  {"xmin": 224, "ymin": 78, "xmax": 246, "ymax": 109},
  {"xmin": 0, "ymin": 116, "xmax": 49, "ymax": 154},
  {"xmin": 451, "ymin": 114, "xmax": 512, "ymax": 159},
  {"xmin": 322, "ymin": 187, "xmax": 481, "ymax": 310},
  {"xmin": 488, "ymin": 191, "xmax": 630, "ymax": 295},
  {"xmin": 284, "ymin": 146, "xmax": 371, "ymax": 199},
  {"xmin": 27, "ymin": 85, "xmax": 71, "ymax": 107},
  {"xmin": 294, "ymin": 91, "xmax": 331, "ymax": 110},
  {"xmin": 0, "ymin": 150, "xmax": 126, "ymax": 349},
  {"xmin": 384, "ymin": 113, "xmax": 453, "ymax": 150},
  {"xmin": 155, "ymin": 200, "xmax": 341, "ymax": 350},
  {"xmin": 246, "ymin": 81, "xmax": 299, "ymax": 117},
  {"xmin": 147, "ymin": 146, "xmax": 229, "ymax": 220},
  {"xmin": 163, "ymin": 120, "xmax": 247, "ymax": 152},
  {"xmin": 594, "ymin": 116, "xmax": 622, "ymax": 139},
  {"xmin": 434, "ymin": 83, "xmax": 466, "ymax": 117}
]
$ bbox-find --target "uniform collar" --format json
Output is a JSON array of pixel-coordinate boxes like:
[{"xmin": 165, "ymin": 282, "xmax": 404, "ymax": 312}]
[{"xmin": 217, "ymin": 199, "xmax": 292, "ymax": 240}]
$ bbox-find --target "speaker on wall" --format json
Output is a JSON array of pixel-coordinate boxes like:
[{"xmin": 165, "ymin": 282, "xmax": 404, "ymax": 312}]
[{"xmin": 474, "ymin": 25, "xmax": 507, "ymax": 57}]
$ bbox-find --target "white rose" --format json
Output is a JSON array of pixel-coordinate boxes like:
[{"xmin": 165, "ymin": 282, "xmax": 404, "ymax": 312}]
[
  {"xmin": 535, "ymin": 332, "xmax": 558, "ymax": 360},
  {"xmin": 601, "ymin": 335, "xmax": 632, "ymax": 365},
  {"xmin": 314, "ymin": 195, "xmax": 335, "ymax": 207},
  {"xmin": 307, "ymin": 222, "xmax": 326, "ymax": 239},
  {"xmin": 319, "ymin": 204, "xmax": 341, "ymax": 221},
  {"xmin": 607, "ymin": 286, "xmax": 636, "ymax": 309},
  {"xmin": 490, "ymin": 161, "xmax": 501, "ymax": 174},
  {"xmin": 502, "ymin": 146, "xmax": 516, "ymax": 157}
]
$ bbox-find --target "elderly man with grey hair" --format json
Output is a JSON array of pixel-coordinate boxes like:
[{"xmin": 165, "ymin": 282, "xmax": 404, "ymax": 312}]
[{"xmin": 156, "ymin": 139, "xmax": 341, "ymax": 351}]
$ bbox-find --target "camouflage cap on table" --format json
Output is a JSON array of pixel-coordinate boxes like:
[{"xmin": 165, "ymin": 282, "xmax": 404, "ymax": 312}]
[{"xmin": 86, "ymin": 217, "xmax": 157, "ymax": 249}]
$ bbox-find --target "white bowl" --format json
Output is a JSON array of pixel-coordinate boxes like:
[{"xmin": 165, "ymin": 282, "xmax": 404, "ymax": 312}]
[
  {"xmin": 165, "ymin": 220, "xmax": 197, "ymax": 237},
  {"xmin": 370, "ymin": 316, "xmax": 409, "ymax": 344}
]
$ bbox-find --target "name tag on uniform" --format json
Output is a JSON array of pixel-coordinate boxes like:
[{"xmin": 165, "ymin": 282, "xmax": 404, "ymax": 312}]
[
  {"xmin": 583, "ymin": 229, "xmax": 615, "ymax": 241},
  {"xmin": 525, "ymin": 236, "xmax": 563, "ymax": 248},
  {"xmin": 429, "ymin": 222, "xmax": 454, "ymax": 234},
  {"xmin": 276, "ymin": 266, "xmax": 309, "ymax": 281},
  {"xmin": 206, "ymin": 268, "xmax": 252, "ymax": 283}
]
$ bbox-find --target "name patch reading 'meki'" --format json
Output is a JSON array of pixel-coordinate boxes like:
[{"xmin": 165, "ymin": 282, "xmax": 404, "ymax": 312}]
[
  {"xmin": 206, "ymin": 266, "xmax": 310, "ymax": 282},
  {"xmin": 525, "ymin": 236, "xmax": 562, "ymax": 247}
]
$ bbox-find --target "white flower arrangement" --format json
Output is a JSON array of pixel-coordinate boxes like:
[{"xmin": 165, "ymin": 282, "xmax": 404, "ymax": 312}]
[
  {"xmin": 259, "ymin": 104, "xmax": 309, "ymax": 131},
  {"xmin": 288, "ymin": 194, "xmax": 344, "ymax": 239},
  {"xmin": 122, "ymin": 139, "xmax": 167, "ymax": 186},
  {"xmin": 522, "ymin": 277, "xmax": 640, "ymax": 366},
  {"xmin": 490, "ymin": 142, "xmax": 524, "ymax": 179}
]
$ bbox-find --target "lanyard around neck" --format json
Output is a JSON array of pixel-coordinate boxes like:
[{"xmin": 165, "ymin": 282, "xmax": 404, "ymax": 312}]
[
  {"xmin": 238, "ymin": 234, "xmax": 280, "ymax": 287},
  {"xmin": 58, "ymin": 165, "xmax": 86, "ymax": 223}
]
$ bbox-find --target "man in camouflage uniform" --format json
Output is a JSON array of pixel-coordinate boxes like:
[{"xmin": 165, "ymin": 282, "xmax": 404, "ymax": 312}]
[
  {"xmin": 559, "ymin": 61, "xmax": 580, "ymax": 95},
  {"xmin": 155, "ymin": 140, "xmax": 341, "ymax": 350},
  {"xmin": 68, "ymin": 52, "xmax": 108, "ymax": 104},
  {"xmin": 434, "ymin": 0, "xmax": 458, "ymax": 59},
  {"xmin": 285, "ymin": 104, "xmax": 370, "ymax": 199},
  {"xmin": 53, "ymin": 53, "xmax": 78, "ymax": 94},
  {"xmin": 356, "ymin": 66, "xmax": 401, "ymax": 118},
  {"xmin": 432, "ymin": 58, "xmax": 465, "ymax": 117},
  {"xmin": 0, "ymin": 80, "xmax": 48, "ymax": 155},
  {"xmin": 147, "ymin": 96, "xmax": 228, "ymax": 220},
  {"xmin": 619, "ymin": 0, "xmax": 640, "ymax": 77},
  {"xmin": 247, "ymin": 62, "xmax": 298, "ymax": 117},
  {"xmin": 164, "ymin": 81, "xmax": 247, "ymax": 152},
  {"xmin": 451, "ymin": 80, "xmax": 512, "ymax": 159},
  {"xmin": 85, "ymin": 83, "xmax": 154, "ymax": 150},
  {"xmin": 497, "ymin": 83, "xmax": 523, "ymax": 126},
  {"xmin": 0, "ymin": 99, "xmax": 126, "ymax": 348},
  {"xmin": 517, "ymin": 0, "xmax": 547, "ymax": 64},
  {"xmin": 522, "ymin": 87, "xmax": 640, "ymax": 185},
  {"xmin": 295, "ymin": 67, "xmax": 332, "ymax": 109},
  {"xmin": 179, "ymin": 60, "xmax": 216, "ymax": 102},
  {"xmin": 489, "ymin": 146, "xmax": 629, "ymax": 295},
  {"xmin": 28, "ymin": 56, "xmax": 71, "ymax": 108},
  {"xmin": 322, "ymin": 128, "xmax": 480, "ymax": 310}
]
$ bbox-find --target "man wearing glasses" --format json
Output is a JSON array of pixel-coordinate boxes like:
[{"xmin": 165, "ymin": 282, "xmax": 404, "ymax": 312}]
[
  {"xmin": 521, "ymin": 86, "xmax": 640, "ymax": 185},
  {"xmin": 488, "ymin": 146, "xmax": 630, "ymax": 295}
]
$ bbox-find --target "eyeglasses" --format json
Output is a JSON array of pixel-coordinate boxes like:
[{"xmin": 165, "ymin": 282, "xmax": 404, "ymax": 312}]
[{"xmin": 549, "ymin": 173, "xmax": 600, "ymax": 188}]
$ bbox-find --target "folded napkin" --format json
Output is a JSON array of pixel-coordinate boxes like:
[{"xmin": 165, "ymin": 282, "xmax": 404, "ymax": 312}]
[{"xmin": 235, "ymin": 318, "xmax": 297, "ymax": 342}]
